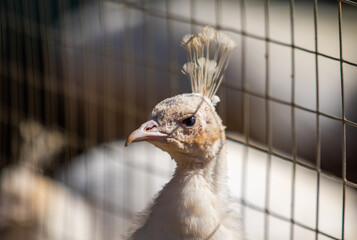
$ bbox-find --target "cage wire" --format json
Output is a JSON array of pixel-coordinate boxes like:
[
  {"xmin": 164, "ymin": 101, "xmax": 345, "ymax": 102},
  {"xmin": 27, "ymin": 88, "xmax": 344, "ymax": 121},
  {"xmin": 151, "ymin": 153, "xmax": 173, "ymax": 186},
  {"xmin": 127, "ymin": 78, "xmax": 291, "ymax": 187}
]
[{"xmin": 1, "ymin": 0, "xmax": 357, "ymax": 240}]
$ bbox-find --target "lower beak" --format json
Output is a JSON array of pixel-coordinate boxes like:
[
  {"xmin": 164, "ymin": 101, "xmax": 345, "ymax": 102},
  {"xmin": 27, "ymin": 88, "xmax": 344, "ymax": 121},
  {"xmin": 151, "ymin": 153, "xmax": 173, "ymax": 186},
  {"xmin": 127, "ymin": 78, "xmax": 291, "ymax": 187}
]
[{"xmin": 125, "ymin": 120, "xmax": 168, "ymax": 146}]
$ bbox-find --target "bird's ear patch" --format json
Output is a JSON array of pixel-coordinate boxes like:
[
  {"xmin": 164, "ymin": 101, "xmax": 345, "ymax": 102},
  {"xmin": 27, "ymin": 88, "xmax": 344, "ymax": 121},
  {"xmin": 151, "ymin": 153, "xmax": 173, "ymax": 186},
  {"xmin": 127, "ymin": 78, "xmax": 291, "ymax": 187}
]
[
  {"xmin": 186, "ymin": 125, "xmax": 221, "ymax": 147},
  {"xmin": 211, "ymin": 95, "xmax": 220, "ymax": 107}
]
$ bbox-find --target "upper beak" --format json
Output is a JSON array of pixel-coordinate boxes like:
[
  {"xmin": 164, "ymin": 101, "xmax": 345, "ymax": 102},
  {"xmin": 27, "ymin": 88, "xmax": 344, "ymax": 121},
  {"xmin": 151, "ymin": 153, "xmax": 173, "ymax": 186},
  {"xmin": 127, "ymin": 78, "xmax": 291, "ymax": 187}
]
[{"xmin": 125, "ymin": 120, "xmax": 168, "ymax": 146}]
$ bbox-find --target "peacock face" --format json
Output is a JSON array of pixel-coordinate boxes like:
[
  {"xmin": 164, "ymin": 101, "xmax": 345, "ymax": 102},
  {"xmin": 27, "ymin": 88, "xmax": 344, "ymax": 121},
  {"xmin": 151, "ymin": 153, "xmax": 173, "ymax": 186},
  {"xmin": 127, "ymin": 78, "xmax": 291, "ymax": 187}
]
[{"xmin": 125, "ymin": 93, "xmax": 225, "ymax": 162}]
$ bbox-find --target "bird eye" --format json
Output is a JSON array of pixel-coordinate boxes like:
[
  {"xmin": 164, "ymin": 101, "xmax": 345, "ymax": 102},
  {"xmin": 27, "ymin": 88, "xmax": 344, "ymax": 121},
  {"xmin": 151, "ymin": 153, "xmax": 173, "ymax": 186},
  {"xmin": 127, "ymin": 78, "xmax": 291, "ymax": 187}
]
[{"xmin": 181, "ymin": 116, "xmax": 196, "ymax": 127}]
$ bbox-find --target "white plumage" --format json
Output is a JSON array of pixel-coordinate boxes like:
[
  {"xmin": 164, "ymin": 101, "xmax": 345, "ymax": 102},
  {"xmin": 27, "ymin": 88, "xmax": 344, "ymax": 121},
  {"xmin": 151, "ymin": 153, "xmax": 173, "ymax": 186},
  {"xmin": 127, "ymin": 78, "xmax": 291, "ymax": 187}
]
[
  {"xmin": 125, "ymin": 27, "xmax": 244, "ymax": 239},
  {"xmin": 126, "ymin": 94, "xmax": 244, "ymax": 240}
]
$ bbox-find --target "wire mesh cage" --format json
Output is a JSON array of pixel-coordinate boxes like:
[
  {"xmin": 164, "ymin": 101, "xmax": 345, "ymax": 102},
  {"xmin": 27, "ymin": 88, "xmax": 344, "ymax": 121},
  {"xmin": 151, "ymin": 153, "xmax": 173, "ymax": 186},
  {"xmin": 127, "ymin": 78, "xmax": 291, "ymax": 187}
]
[{"xmin": 1, "ymin": 0, "xmax": 357, "ymax": 239}]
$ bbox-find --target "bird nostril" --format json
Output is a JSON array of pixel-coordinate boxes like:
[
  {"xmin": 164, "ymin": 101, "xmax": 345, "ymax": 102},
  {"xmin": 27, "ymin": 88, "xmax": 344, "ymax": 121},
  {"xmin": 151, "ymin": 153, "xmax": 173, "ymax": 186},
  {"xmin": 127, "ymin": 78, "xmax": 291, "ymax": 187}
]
[
  {"xmin": 140, "ymin": 120, "xmax": 160, "ymax": 132},
  {"xmin": 145, "ymin": 126, "xmax": 157, "ymax": 132}
]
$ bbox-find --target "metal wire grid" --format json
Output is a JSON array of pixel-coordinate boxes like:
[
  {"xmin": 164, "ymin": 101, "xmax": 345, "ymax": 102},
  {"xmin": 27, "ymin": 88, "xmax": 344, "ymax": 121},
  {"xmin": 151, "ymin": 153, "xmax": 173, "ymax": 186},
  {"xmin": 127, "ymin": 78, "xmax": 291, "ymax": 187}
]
[
  {"xmin": 0, "ymin": 0, "xmax": 357, "ymax": 240},
  {"xmin": 233, "ymin": 0, "xmax": 357, "ymax": 239}
]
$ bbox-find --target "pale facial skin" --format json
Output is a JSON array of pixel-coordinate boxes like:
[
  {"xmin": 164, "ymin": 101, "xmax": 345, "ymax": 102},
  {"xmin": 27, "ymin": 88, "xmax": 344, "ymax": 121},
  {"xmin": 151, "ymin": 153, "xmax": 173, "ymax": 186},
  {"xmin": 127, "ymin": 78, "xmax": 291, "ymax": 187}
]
[{"xmin": 125, "ymin": 93, "xmax": 226, "ymax": 165}]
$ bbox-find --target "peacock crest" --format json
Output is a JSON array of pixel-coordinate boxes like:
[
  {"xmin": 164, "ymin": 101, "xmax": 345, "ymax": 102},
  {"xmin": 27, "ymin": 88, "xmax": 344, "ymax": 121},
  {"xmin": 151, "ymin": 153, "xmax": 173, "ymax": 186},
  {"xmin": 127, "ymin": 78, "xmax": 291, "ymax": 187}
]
[{"xmin": 181, "ymin": 26, "xmax": 236, "ymax": 101}]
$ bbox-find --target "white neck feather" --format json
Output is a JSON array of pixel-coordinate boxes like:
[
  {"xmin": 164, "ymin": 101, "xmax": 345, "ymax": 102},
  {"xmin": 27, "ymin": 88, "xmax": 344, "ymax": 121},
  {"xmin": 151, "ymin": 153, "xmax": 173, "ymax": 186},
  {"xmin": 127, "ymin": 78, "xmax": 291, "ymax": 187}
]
[
  {"xmin": 131, "ymin": 142, "xmax": 233, "ymax": 239},
  {"xmin": 173, "ymin": 142, "xmax": 228, "ymax": 194}
]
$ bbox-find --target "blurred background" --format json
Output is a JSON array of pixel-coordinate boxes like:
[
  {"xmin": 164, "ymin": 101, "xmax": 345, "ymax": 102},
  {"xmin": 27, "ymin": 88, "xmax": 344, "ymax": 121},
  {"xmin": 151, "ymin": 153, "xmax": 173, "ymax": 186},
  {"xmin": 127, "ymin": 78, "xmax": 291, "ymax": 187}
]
[{"xmin": 0, "ymin": 0, "xmax": 357, "ymax": 239}]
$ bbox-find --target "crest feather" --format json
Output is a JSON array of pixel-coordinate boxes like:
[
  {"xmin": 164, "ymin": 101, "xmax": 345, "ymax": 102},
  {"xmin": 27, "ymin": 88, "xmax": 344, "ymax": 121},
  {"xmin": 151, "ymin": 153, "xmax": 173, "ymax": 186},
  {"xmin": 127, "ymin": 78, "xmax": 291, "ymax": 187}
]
[{"xmin": 181, "ymin": 26, "xmax": 236, "ymax": 100}]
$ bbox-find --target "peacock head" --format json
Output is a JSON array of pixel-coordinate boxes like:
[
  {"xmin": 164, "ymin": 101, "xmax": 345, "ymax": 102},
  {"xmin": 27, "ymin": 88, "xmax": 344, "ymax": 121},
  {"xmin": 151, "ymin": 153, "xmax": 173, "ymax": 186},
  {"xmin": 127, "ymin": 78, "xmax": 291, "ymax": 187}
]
[
  {"xmin": 125, "ymin": 93, "xmax": 225, "ymax": 163},
  {"xmin": 125, "ymin": 26, "xmax": 235, "ymax": 165}
]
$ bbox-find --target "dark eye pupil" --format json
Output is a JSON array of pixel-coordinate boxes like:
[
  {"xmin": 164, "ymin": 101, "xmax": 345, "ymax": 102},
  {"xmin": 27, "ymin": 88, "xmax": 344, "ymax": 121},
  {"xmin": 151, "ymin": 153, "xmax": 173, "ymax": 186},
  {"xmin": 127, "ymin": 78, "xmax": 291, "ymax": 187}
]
[{"xmin": 182, "ymin": 116, "xmax": 196, "ymax": 127}]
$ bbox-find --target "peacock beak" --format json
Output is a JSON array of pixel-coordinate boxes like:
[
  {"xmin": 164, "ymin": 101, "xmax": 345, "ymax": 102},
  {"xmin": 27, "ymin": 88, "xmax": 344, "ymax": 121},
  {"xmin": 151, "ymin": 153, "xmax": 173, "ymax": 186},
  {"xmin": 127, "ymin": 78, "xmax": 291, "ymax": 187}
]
[{"xmin": 125, "ymin": 120, "xmax": 168, "ymax": 146}]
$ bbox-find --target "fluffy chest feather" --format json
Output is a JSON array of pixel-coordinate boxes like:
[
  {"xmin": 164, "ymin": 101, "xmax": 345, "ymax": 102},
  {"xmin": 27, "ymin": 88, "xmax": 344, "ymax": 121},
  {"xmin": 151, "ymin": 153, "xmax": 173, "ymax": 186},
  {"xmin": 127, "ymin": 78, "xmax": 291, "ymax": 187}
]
[{"xmin": 131, "ymin": 172, "xmax": 242, "ymax": 240}]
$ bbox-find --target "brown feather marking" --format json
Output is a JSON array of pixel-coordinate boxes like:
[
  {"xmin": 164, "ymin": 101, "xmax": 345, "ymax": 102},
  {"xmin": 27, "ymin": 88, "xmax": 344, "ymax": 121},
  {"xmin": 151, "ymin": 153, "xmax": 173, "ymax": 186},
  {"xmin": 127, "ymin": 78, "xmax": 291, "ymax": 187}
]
[{"xmin": 186, "ymin": 126, "xmax": 220, "ymax": 147}]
